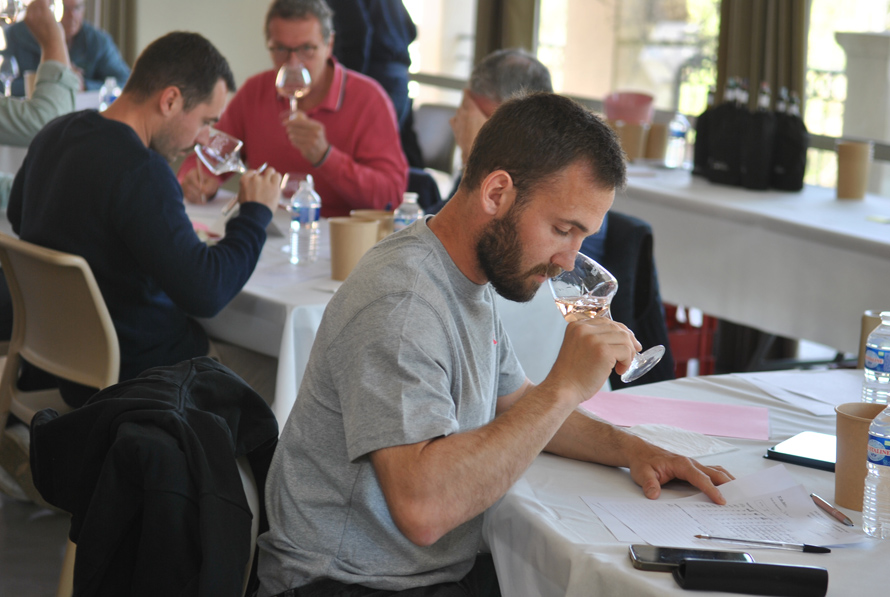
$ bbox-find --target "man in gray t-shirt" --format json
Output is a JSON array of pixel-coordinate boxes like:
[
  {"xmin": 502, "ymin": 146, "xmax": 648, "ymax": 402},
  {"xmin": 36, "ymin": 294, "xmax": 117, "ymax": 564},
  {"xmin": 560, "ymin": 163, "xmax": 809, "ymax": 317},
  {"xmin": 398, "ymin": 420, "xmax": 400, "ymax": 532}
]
[{"xmin": 258, "ymin": 92, "xmax": 733, "ymax": 597}]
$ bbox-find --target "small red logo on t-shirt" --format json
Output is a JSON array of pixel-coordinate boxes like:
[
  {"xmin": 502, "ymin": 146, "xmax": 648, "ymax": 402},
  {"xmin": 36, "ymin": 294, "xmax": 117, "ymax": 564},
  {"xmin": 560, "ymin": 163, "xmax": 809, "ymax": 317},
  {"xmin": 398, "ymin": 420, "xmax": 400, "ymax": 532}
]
[{"xmin": 493, "ymin": 339, "xmax": 497, "ymax": 345}]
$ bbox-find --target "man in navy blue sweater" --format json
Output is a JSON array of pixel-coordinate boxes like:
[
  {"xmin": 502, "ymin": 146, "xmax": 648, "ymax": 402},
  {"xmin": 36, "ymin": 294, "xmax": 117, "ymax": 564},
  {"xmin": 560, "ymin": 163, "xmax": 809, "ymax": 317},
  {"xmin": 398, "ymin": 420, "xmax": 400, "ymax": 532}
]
[{"xmin": 7, "ymin": 32, "xmax": 282, "ymax": 406}]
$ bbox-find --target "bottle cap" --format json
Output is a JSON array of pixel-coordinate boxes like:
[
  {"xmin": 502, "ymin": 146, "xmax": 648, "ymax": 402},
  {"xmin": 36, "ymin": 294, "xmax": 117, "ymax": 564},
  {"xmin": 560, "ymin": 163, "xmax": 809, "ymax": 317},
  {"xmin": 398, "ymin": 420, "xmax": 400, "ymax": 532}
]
[{"xmin": 402, "ymin": 192, "xmax": 419, "ymax": 204}]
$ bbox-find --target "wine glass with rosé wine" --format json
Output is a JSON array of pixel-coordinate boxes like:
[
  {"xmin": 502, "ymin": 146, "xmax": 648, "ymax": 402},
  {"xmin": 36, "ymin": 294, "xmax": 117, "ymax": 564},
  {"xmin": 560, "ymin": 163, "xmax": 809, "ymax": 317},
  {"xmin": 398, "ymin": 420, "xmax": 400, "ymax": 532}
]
[{"xmin": 549, "ymin": 252, "xmax": 665, "ymax": 383}]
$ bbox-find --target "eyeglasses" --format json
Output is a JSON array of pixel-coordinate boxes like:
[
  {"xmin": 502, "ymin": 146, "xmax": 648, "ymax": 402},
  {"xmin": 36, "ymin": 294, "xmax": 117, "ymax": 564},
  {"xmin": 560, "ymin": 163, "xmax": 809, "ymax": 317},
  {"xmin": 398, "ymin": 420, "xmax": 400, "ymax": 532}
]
[{"xmin": 268, "ymin": 43, "xmax": 318, "ymax": 60}]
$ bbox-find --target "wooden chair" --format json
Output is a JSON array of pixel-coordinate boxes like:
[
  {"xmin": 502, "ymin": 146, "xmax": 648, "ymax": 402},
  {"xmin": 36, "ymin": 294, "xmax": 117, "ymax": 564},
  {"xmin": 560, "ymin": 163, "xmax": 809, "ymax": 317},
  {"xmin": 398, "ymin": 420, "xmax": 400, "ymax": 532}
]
[{"xmin": 0, "ymin": 233, "xmax": 120, "ymax": 597}]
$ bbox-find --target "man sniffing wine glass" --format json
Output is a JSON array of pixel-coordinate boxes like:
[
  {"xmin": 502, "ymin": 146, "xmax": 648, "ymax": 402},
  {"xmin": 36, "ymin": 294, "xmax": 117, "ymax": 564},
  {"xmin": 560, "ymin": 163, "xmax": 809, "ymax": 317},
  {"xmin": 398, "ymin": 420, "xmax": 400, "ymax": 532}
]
[{"xmin": 194, "ymin": 128, "xmax": 268, "ymax": 214}]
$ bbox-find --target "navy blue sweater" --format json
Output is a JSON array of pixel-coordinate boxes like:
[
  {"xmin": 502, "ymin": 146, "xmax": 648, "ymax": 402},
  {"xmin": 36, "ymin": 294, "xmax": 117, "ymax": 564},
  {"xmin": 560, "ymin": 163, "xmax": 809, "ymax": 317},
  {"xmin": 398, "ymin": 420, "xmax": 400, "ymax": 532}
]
[{"xmin": 8, "ymin": 110, "xmax": 272, "ymax": 399}]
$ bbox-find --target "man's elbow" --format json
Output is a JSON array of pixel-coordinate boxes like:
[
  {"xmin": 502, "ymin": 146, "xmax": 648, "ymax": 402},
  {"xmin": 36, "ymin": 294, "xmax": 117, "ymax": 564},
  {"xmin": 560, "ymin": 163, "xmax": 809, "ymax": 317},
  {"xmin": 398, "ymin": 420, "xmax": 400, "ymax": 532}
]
[{"xmin": 389, "ymin": 499, "xmax": 450, "ymax": 547}]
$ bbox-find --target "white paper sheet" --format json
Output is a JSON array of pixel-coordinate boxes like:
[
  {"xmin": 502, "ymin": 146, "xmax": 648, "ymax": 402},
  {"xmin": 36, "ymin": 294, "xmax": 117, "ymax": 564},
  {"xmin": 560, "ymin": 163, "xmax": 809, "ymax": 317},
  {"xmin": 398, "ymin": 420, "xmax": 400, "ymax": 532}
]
[
  {"xmin": 627, "ymin": 424, "xmax": 737, "ymax": 458},
  {"xmin": 739, "ymin": 370, "xmax": 862, "ymax": 416},
  {"xmin": 584, "ymin": 465, "xmax": 865, "ymax": 549}
]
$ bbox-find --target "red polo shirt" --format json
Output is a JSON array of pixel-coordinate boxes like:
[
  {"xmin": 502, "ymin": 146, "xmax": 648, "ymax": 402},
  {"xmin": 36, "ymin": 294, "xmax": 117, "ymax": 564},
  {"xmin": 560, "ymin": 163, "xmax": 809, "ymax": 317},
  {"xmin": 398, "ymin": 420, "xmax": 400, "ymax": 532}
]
[{"xmin": 179, "ymin": 59, "xmax": 408, "ymax": 217}]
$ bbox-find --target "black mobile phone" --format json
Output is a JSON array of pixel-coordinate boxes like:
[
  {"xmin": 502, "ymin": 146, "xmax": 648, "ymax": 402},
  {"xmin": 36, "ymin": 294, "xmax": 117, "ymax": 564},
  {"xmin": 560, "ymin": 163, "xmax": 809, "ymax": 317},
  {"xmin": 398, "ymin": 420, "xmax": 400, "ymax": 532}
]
[{"xmin": 628, "ymin": 544, "xmax": 754, "ymax": 572}]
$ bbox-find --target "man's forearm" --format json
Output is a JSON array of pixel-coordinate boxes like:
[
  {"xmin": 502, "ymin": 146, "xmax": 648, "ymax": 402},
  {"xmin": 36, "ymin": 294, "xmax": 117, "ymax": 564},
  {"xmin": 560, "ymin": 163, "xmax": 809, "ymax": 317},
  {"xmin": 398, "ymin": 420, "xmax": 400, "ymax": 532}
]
[
  {"xmin": 373, "ymin": 382, "xmax": 579, "ymax": 546},
  {"xmin": 544, "ymin": 407, "xmax": 641, "ymax": 466}
]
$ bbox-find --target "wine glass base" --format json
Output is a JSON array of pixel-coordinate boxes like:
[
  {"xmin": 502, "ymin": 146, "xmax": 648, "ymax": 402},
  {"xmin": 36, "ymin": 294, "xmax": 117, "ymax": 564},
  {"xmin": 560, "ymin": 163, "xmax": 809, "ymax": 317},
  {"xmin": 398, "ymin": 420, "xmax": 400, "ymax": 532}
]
[{"xmin": 620, "ymin": 344, "xmax": 666, "ymax": 383}]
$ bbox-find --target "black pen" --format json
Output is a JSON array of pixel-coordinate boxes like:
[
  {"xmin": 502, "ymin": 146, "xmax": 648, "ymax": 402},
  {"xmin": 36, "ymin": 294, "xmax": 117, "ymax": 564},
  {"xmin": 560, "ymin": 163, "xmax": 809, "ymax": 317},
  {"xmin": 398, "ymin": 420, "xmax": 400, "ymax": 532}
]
[
  {"xmin": 694, "ymin": 534, "xmax": 831, "ymax": 553},
  {"xmin": 810, "ymin": 493, "xmax": 854, "ymax": 527}
]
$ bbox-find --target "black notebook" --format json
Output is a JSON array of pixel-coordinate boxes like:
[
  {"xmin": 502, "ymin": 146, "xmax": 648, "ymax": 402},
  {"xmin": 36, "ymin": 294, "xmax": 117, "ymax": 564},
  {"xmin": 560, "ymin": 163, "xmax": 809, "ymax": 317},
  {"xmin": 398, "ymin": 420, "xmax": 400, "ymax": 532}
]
[{"xmin": 764, "ymin": 431, "xmax": 836, "ymax": 472}]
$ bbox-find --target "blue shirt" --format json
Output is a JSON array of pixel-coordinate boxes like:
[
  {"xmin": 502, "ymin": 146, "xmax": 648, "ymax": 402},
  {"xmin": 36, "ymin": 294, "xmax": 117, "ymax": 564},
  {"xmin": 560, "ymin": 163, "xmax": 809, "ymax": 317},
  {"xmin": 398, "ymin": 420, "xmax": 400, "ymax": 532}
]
[{"xmin": 3, "ymin": 21, "xmax": 130, "ymax": 96}]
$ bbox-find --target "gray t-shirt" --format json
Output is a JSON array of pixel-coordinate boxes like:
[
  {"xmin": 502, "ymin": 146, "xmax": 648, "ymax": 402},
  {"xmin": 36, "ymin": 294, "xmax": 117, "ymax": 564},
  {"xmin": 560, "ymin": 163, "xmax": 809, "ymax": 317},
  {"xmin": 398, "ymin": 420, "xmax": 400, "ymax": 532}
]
[{"xmin": 257, "ymin": 217, "xmax": 526, "ymax": 595}]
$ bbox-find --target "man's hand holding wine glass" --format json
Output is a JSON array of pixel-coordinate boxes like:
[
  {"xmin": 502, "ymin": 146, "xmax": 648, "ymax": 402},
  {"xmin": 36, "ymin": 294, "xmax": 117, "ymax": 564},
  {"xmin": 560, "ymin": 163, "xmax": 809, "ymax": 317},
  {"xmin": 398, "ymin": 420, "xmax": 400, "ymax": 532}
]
[
  {"xmin": 545, "ymin": 316, "xmax": 641, "ymax": 406},
  {"xmin": 282, "ymin": 111, "xmax": 329, "ymax": 166}
]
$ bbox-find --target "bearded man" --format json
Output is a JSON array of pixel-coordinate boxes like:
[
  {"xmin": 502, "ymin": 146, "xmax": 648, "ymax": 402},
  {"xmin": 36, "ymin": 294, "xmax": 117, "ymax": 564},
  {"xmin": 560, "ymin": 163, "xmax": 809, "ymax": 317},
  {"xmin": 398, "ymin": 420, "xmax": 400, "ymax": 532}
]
[{"xmin": 256, "ymin": 92, "xmax": 733, "ymax": 597}]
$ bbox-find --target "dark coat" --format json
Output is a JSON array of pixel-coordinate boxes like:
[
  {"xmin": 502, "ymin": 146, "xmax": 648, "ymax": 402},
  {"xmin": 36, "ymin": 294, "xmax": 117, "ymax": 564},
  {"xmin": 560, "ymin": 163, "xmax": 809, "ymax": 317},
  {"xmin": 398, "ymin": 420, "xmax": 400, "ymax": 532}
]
[
  {"xmin": 599, "ymin": 211, "xmax": 675, "ymax": 388},
  {"xmin": 30, "ymin": 357, "xmax": 278, "ymax": 597}
]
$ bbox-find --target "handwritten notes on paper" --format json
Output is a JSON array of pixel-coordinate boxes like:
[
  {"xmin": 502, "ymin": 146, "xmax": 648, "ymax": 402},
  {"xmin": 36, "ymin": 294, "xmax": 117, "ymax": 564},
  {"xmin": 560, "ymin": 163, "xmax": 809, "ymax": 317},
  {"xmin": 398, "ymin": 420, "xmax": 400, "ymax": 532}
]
[{"xmin": 584, "ymin": 465, "xmax": 864, "ymax": 549}]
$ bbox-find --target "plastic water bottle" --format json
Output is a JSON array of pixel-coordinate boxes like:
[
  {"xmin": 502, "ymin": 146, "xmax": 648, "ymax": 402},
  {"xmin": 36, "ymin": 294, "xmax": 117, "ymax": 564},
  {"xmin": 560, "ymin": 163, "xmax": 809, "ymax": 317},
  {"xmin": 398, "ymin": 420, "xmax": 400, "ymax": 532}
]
[
  {"xmin": 393, "ymin": 192, "xmax": 423, "ymax": 232},
  {"xmin": 664, "ymin": 113, "xmax": 689, "ymax": 169},
  {"xmin": 98, "ymin": 77, "xmax": 121, "ymax": 111},
  {"xmin": 288, "ymin": 175, "xmax": 321, "ymax": 265},
  {"xmin": 863, "ymin": 404, "xmax": 890, "ymax": 538},
  {"xmin": 862, "ymin": 311, "xmax": 890, "ymax": 404}
]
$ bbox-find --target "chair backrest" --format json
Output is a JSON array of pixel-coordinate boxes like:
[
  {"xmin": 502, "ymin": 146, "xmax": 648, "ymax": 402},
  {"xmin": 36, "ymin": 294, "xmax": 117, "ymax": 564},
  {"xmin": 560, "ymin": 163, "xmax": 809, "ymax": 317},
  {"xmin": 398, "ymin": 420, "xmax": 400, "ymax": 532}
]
[
  {"xmin": 413, "ymin": 103, "xmax": 457, "ymax": 174},
  {"xmin": 0, "ymin": 233, "xmax": 119, "ymax": 399}
]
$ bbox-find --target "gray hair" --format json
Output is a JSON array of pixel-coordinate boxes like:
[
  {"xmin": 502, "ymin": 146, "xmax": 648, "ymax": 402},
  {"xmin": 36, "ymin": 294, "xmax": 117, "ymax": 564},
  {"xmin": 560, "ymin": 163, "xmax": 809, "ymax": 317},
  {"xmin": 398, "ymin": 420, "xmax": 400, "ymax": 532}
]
[
  {"xmin": 265, "ymin": 0, "xmax": 334, "ymax": 42},
  {"xmin": 469, "ymin": 48, "xmax": 553, "ymax": 104}
]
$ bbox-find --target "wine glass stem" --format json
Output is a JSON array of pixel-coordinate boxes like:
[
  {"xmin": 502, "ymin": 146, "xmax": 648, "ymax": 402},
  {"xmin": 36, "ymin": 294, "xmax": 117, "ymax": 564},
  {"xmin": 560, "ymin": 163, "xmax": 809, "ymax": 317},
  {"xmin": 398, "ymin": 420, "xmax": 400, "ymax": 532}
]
[
  {"xmin": 3, "ymin": 81, "xmax": 10, "ymax": 98},
  {"xmin": 290, "ymin": 97, "xmax": 298, "ymax": 114}
]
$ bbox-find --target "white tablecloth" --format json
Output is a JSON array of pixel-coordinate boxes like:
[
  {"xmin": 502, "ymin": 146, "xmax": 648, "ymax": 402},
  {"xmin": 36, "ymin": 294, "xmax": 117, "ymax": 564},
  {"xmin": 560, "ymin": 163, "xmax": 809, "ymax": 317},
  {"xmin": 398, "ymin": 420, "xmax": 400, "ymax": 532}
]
[
  {"xmin": 187, "ymin": 201, "xmax": 339, "ymax": 426},
  {"xmin": 616, "ymin": 169, "xmax": 890, "ymax": 354},
  {"xmin": 482, "ymin": 369, "xmax": 887, "ymax": 596}
]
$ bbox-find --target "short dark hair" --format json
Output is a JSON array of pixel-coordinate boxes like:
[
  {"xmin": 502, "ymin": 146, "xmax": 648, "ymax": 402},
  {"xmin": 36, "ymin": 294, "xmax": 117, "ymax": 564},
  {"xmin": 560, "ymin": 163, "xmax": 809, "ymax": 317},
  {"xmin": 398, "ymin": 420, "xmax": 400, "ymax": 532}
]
[
  {"xmin": 265, "ymin": 0, "xmax": 334, "ymax": 41},
  {"xmin": 462, "ymin": 93, "xmax": 626, "ymax": 200},
  {"xmin": 123, "ymin": 32, "xmax": 236, "ymax": 111},
  {"xmin": 469, "ymin": 48, "xmax": 553, "ymax": 103}
]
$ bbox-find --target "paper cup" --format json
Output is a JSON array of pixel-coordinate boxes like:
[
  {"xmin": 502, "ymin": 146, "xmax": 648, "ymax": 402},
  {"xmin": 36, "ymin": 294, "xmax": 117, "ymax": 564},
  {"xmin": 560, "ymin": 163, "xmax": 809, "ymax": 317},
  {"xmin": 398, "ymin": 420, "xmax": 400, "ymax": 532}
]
[
  {"xmin": 644, "ymin": 122, "xmax": 669, "ymax": 161},
  {"xmin": 349, "ymin": 209, "xmax": 394, "ymax": 242},
  {"xmin": 859, "ymin": 310, "xmax": 884, "ymax": 368},
  {"xmin": 615, "ymin": 122, "xmax": 649, "ymax": 162},
  {"xmin": 836, "ymin": 141, "xmax": 872, "ymax": 200},
  {"xmin": 329, "ymin": 217, "xmax": 379, "ymax": 281},
  {"xmin": 835, "ymin": 402, "xmax": 886, "ymax": 510}
]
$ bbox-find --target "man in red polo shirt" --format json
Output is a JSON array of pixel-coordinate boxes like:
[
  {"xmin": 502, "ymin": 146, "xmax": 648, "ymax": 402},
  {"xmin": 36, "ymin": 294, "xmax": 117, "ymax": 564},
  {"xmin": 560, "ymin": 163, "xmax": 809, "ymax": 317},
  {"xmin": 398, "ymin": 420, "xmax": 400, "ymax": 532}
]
[{"xmin": 178, "ymin": 0, "xmax": 408, "ymax": 217}]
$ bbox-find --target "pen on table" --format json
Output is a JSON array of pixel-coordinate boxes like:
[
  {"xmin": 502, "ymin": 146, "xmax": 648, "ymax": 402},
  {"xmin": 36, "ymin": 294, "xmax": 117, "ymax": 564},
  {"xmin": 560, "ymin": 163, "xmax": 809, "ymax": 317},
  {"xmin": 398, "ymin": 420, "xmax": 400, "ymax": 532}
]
[
  {"xmin": 810, "ymin": 493, "xmax": 854, "ymax": 527},
  {"xmin": 221, "ymin": 162, "xmax": 269, "ymax": 217},
  {"xmin": 694, "ymin": 534, "xmax": 831, "ymax": 554}
]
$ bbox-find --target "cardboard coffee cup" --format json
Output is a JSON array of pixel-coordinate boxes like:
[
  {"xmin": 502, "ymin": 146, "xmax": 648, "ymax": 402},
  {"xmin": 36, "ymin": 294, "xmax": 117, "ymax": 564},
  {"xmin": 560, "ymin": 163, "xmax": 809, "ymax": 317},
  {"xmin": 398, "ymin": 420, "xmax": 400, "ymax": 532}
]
[
  {"xmin": 859, "ymin": 310, "xmax": 884, "ymax": 368},
  {"xmin": 836, "ymin": 141, "xmax": 873, "ymax": 200},
  {"xmin": 329, "ymin": 217, "xmax": 379, "ymax": 281},
  {"xmin": 349, "ymin": 209, "xmax": 394, "ymax": 242},
  {"xmin": 835, "ymin": 402, "xmax": 886, "ymax": 510},
  {"xmin": 644, "ymin": 122, "xmax": 669, "ymax": 161},
  {"xmin": 615, "ymin": 122, "xmax": 649, "ymax": 162}
]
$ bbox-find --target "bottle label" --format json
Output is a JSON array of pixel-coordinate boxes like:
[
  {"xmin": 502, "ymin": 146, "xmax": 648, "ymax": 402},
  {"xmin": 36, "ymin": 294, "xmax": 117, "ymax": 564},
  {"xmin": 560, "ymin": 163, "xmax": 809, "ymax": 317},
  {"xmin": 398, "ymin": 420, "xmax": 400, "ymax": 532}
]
[
  {"xmin": 393, "ymin": 215, "xmax": 416, "ymax": 232},
  {"xmin": 868, "ymin": 434, "xmax": 890, "ymax": 466},
  {"xmin": 864, "ymin": 347, "xmax": 890, "ymax": 373},
  {"xmin": 291, "ymin": 205, "xmax": 320, "ymax": 225}
]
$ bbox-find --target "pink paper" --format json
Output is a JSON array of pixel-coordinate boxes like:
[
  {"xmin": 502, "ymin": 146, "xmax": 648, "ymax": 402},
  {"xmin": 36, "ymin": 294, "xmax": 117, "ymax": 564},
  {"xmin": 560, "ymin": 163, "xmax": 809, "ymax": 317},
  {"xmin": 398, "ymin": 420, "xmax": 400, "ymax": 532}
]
[{"xmin": 580, "ymin": 392, "xmax": 770, "ymax": 440}]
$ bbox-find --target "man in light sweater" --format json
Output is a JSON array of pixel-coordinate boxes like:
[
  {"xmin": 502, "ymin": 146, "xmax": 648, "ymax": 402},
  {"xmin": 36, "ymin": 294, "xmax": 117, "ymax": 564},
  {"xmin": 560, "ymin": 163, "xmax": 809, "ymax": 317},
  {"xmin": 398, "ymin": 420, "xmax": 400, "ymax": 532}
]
[{"xmin": 0, "ymin": 0, "xmax": 79, "ymax": 207}]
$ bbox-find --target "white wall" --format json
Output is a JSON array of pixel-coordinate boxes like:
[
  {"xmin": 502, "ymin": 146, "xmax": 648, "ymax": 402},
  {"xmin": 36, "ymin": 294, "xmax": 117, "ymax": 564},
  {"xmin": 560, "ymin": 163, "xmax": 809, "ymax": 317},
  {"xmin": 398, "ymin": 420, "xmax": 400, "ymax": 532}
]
[{"xmin": 134, "ymin": 0, "xmax": 271, "ymax": 87}]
